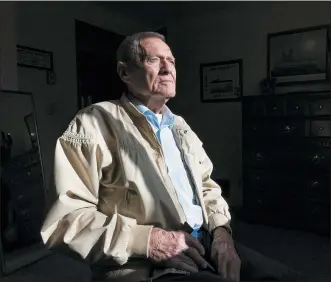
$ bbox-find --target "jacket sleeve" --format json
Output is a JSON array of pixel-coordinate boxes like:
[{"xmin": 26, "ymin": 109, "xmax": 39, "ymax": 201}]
[
  {"xmin": 198, "ymin": 145, "xmax": 232, "ymax": 234},
  {"xmin": 40, "ymin": 115, "xmax": 153, "ymax": 265},
  {"xmin": 183, "ymin": 121, "xmax": 231, "ymax": 234}
]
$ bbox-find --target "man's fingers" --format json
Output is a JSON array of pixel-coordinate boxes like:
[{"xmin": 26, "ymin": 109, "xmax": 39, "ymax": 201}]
[
  {"xmin": 227, "ymin": 260, "xmax": 240, "ymax": 282},
  {"xmin": 217, "ymin": 254, "xmax": 227, "ymax": 278},
  {"xmin": 175, "ymin": 261, "xmax": 199, "ymax": 273},
  {"xmin": 170, "ymin": 254, "xmax": 199, "ymax": 273},
  {"xmin": 185, "ymin": 233, "xmax": 205, "ymax": 256},
  {"xmin": 185, "ymin": 247, "xmax": 208, "ymax": 269}
]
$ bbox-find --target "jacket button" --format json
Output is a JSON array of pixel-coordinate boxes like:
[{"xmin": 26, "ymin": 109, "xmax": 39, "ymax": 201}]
[{"xmin": 184, "ymin": 130, "xmax": 188, "ymax": 134}]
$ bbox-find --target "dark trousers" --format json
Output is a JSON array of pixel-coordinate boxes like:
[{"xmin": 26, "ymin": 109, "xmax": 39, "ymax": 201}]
[
  {"xmin": 155, "ymin": 242, "xmax": 301, "ymax": 282},
  {"xmin": 155, "ymin": 230, "xmax": 301, "ymax": 282},
  {"xmin": 92, "ymin": 236, "xmax": 301, "ymax": 282}
]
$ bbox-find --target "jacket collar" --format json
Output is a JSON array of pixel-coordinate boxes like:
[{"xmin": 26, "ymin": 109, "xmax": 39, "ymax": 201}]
[
  {"xmin": 120, "ymin": 93, "xmax": 191, "ymax": 135},
  {"xmin": 120, "ymin": 93, "xmax": 182, "ymax": 129},
  {"xmin": 120, "ymin": 93, "xmax": 147, "ymax": 123}
]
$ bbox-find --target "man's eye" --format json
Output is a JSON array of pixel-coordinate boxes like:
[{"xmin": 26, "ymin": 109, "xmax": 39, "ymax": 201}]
[{"xmin": 147, "ymin": 57, "xmax": 159, "ymax": 63}]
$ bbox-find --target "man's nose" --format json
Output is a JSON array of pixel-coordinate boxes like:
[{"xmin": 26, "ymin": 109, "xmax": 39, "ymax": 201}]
[{"xmin": 159, "ymin": 60, "xmax": 173, "ymax": 74}]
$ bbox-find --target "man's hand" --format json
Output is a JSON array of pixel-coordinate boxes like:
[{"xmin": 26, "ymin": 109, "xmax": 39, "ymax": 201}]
[
  {"xmin": 148, "ymin": 227, "xmax": 208, "ymax": 273},
  {"xmin": 211, "ymin": 227, "xmax": 241, "ymax": 281}
]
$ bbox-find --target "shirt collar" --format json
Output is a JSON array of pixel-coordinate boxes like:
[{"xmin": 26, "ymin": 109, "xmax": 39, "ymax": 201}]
[{"xmin": 129, "ymin": 94, "xmax": 175, "ymax": 129}]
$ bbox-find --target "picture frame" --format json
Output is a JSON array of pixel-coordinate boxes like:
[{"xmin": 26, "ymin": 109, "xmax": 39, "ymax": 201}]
[
  {"xmin": 17, "ymin": 45, "xmax": 53, "ymax": 71},
  {"xmin": 267, "ymin": 25, "xmax": 330, "ymax": 85},
  {"xmin": 200, "ymin": 59, "xmax": 243, "ymax": 103}
]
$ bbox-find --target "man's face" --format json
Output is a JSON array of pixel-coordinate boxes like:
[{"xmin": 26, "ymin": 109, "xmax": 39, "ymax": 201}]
[{"xmin": 125, "ymin": 37, "xmax": 176, "ymax": 100}]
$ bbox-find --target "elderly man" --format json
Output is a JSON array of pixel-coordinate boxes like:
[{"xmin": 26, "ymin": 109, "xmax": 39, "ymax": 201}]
[{"xmin": 41, "ymin": 32, "xmax": 298, "ymax": 282}]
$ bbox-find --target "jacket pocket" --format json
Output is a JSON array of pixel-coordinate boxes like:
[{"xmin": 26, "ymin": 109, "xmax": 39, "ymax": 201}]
[{"xmin": 175, "ymin": 128, "xmax": 202, "ymax": 156}]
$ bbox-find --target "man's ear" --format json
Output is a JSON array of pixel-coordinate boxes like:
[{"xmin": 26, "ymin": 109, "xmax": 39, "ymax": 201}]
[{"xmin": 117, "ymin": 62, "xmax": 131, "ymax": 84}]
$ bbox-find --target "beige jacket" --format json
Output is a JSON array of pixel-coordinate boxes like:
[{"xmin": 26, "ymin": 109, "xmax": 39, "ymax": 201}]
[{"xmin": 41, "ymin": 94, "xmax": 231, "ymax": 279}]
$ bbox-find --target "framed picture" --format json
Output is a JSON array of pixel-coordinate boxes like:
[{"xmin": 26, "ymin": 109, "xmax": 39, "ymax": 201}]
[
  {"xmin": 200, "ymin": 59, "xmax": 243, "ymax": 102},
  {"xmin": 267, "ymin": 25, "xmax": 330, "ymax": 85},
  {"xmin": 17, "ymin": 45, "xmax": 53, "ymax": 70}
]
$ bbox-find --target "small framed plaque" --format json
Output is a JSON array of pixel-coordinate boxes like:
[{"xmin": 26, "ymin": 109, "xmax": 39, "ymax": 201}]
[
  {"xmin": 17, "ymin": 45, "xmax": 53, "ymax": 71},
  {"xmin": 200, "ymin": 59, "xmax": 243, "ymax": 102}
]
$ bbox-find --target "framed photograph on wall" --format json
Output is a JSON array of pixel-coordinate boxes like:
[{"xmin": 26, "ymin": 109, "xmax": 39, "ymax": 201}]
[
  {"xmin": 267, "ymin": 25, "xmax": 330, "ymax": 85},
  {"xmin": 17, "ymin": 45, "xmax": 53, "ymax": 71},
  {"xmin": 200, "ymin": 59, "xmax": 243, "ymax": 102}
]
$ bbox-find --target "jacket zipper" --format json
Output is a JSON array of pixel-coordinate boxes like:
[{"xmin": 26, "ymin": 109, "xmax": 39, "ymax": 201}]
[{"xmin": 173, "ymin": 129, "xmax": 208, "ymax": 223}]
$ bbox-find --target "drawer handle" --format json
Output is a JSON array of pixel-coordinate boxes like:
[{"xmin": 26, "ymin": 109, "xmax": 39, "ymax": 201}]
[
  {"xmin": 272, "ymin": 106, "xmax": 277, "ymax": 111},
  {"xmin": 312, "ymin": 154, "xmax": 324, "ymax": 164},
  {"xmin": 284, "ymin": 125, "xmax": 293, "ymax": 132},
  {"xmin": 255, "ymin": 152, "xmax": 263, "ymax": 161},
  {"xmin": 295, "ymin": 105, "xmax": 300, "ymax": 110},
  {"xmin": 310, "ymin": 181, "xmax": 319, "ymax": 188},
  {"xmin": 319, "ymin": 105, "xmax": 324, "ymax": 109},
  {"xmin": 319, "ymin": 127, "xmax": 324, "ymax": 131}
]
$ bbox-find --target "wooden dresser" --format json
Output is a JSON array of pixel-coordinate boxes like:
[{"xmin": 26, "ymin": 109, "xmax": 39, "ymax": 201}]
[{"xmin": 242, "ymin": 92, "xmax": 330, "ymax": 236}]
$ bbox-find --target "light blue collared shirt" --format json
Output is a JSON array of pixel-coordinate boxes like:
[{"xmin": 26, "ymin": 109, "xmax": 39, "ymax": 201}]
[{"xmin": 131, "ymin": 97, "xmax": 203, "ymax": 236}]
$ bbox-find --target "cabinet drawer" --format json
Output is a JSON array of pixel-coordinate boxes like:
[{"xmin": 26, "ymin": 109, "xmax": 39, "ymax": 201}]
[
  {"xmin": 310, "ymin": 120, "xmax": 330, "ymax": 137},
  {"xmin": 244, "ymin": 146, "xmax": 330, "ymax": 172},
  {"xmin": 286, "ymin": 99, "xmax": 308, "ymax": 116},
  {"xmin": 306, "ymin": 176, "xmax": 330, "ymax": 202},
  {"xmin": 243, "ymin": 172, "xmax": 298, "ymax": 204},
  {"xmin": 302, "ymin": 202, "xmax": 330, "ymax": 230},
  {"xmin": 266, "ymin": 99, "xmax": 285, "ymax": 117},
  {"xmin": 244, "ymin": 120, "xmax": 308, "ymax": 138},
  {"xmin": 308, "ymin": 148, "xmax": 330, "ymax": 172},
  {"xmin": 243, "ymin": 122, "xmax": 266, "ymax": 137},
  {"xmin": 243, "ymin": 149, "xmax": 289, "ymax": 169},
  {"xmin": 272, "ymin": 121, "xmax": 308, "ymax": 137},
  {"xmin": 310, "ymin": 98, "xmax": 331, "ymax": 116},
  {"xmin": 243, "ymin": 171, "xmax": 329, "ymax": 205}
]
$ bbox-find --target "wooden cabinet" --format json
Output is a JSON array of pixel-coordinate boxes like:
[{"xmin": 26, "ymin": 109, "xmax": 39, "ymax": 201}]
[{"xmin": 242, "ymin": 93, "xmax": 330, "ymax": 236}]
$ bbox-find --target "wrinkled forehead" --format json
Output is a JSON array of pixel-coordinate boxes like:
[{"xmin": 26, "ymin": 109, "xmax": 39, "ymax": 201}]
[{"xmin": 140, "ymin": 37, "xmax": 174, "ymax": 57}]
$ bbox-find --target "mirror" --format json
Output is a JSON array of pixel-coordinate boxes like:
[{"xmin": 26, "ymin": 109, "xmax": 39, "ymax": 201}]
[{"xmin": 0, "ymin": 89, "xmax": 49, "ymax": 275}]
